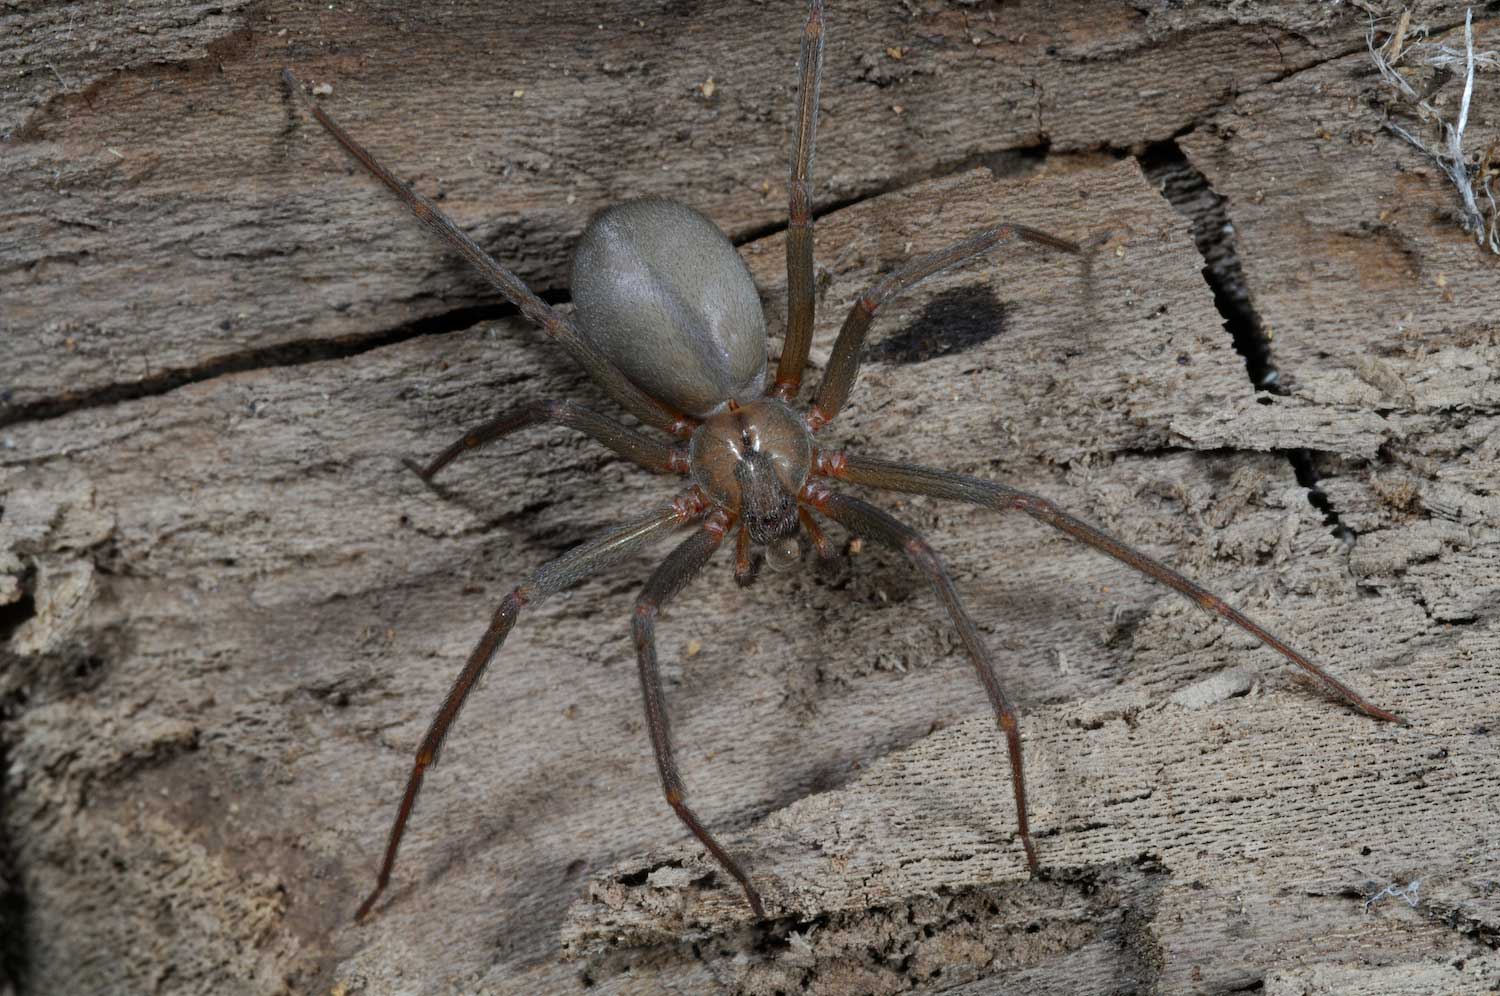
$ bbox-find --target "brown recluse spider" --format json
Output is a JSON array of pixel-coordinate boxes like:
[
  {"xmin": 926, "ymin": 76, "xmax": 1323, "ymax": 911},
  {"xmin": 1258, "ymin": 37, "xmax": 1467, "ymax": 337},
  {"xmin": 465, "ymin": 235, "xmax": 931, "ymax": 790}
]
[{"xmin": 283, "ymin": 0, "xmax": 1405, "ymax": 925}]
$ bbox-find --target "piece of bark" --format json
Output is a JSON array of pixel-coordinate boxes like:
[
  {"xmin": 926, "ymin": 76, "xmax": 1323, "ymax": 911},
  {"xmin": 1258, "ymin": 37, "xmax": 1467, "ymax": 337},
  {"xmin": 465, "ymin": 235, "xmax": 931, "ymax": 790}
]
[{"xmin": 4, "ymin": 3, "xmax": 1499, "ymax": 996}]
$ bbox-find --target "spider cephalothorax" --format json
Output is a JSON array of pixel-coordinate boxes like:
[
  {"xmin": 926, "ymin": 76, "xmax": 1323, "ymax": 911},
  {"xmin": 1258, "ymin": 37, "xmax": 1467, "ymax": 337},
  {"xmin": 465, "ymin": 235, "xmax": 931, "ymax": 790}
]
[
  {"xmin": 690, "ymin": 399, "xmax": 811, "ymax": 561},
  {"xmin": 285, "ymin": 0, "xmax": 1404, "ymax": 927}
]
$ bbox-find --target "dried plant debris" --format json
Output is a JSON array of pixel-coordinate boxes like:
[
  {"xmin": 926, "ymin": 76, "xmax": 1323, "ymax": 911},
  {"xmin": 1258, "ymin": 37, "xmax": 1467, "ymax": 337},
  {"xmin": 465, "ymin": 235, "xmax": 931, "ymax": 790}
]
[{"xmin": 1369, "ymin": 8, "xmax": 1500, "ymax": 253}]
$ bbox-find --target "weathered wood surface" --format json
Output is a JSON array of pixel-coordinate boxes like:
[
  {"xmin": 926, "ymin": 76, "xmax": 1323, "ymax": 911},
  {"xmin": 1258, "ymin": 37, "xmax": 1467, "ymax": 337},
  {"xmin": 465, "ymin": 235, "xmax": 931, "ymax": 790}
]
[
  {"xmin": 2, "ymin": 2, "xmax": 1498, "ymax": 995},
  {"xmin": 2, "ymin": 0, "xmax": 1458, "ymax": 416}
]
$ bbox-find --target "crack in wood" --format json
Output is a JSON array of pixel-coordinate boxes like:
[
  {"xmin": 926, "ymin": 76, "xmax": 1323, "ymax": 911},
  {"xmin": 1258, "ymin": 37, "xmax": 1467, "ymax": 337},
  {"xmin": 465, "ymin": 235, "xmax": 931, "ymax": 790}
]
[
  {"xmin": 0, "ymin": 300, "xmax": 524, "ymax": 432},
  {"xmin": 567, "ymin": 861, "xmax": 1170, "ymax": 993},
  {"xmin": 1138, "ymin": 139, "xmax": 1357, "ymax": 544}
]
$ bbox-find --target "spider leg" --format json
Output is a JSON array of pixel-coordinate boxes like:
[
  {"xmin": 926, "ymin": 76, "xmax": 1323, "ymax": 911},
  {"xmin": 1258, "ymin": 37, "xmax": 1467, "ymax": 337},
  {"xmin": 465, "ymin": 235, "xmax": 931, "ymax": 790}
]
[
  {"xmin": 772, "ymin": 0, "xmax": 825, "ymax": 402},
  {"xmin": 807, "ymin": 223, "xmax": 1082, "ymax": 431},
  {"xmin": 281, "ymin": 70, "xmax": 694, "ymax": 439},
  {"xmin": 631, "ymin": 511, "xmax": 767, "ymax": 916},
  {"xmin": 801, "ymin": 484, "xmax": 1041, "ymax": 874},
  {"xmin": 415, "ymin": 399, "xmax": 689, "ymax": 481},
  {"xmin": 815, "ymin": 451, "xmax": 1406, "ymax": 725},
  {"xmin": 355, "ymin": 493, "xmax": 709, "ymax": 923}
]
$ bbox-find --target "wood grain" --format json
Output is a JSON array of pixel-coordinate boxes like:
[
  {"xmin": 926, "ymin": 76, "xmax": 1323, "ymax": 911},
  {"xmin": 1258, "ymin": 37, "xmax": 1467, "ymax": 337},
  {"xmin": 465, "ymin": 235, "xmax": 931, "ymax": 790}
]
[{"xmin": 2, "ymin": 2, "xmax": 1497, "ymax": 994}]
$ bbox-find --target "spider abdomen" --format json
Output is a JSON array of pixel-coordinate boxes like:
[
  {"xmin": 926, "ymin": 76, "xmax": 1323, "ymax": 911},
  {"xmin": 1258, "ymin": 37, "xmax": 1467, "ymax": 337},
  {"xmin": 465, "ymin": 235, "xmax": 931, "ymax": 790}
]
[{"xmin": 570, "ymin": 198, "xmax": 767, "ymax": 418}]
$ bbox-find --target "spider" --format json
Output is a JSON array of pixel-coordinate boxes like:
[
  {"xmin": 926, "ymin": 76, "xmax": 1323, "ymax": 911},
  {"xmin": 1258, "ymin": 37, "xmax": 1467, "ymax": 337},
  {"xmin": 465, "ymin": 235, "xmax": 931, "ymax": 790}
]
[{"xmin": 283, "ymin": 0, "xmax": 1404, "ymax": 924}]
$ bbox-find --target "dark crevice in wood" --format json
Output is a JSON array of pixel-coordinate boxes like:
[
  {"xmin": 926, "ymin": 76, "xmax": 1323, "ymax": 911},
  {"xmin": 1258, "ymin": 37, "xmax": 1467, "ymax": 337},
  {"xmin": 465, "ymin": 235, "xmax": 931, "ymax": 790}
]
[
  {"xmin": 0, "ymin": 580, "xmax": 36, "ymax": 647},
  {"xmin": 1137, "ymin": 139, "xmax": 1355, "ymax": 544},
  {"xmin": 575, "ymin": 876, "xmax": 1133, "ymax": 990},
  {"xmin": 0, "ymin": 697, "xmax": 31, "ymax": 994},
  {"xmin": 3, "ymin": 141, "xmax": 1053, "ymax": 433},
  {"xmin": 0, "ymin": 299, "xmax": 529, "ymax": 431}
]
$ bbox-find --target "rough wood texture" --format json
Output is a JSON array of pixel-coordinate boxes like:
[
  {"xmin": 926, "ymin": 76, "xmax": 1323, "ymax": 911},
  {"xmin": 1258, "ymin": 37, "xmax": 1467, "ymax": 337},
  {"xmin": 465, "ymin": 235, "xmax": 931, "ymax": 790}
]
[
  {"xmin": 3, "ymin": 2, "xmax": 1498, "ymax": 995},
  {"xmin": 0, "ymin": 0, "xmax": 1446, "ymax": 415}
]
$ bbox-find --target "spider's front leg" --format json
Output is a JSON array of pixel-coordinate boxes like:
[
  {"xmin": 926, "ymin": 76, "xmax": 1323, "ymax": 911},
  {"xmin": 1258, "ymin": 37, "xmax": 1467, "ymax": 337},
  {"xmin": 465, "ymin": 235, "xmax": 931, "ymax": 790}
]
[
  {"xmin": 801, "ymin": 483, "xmax": 1042, "ymax": 873},
  {"xmin": 773, "ymin": 0, "xmax": 825, "ymax": 402},
  {"xmin": 631, "ymin": 510, "xmax": 768, "ymax": 916},
  {"xmin": 627, "ymin": 510, "xmax": 762, "ymax": 912},
  {"xmin": 816, "ymin": 451, "xmax": 1406, "ymax": 726},
  {"xmin": 806, "ymin": 222, "xmax": 1082, "ymax": 431}
]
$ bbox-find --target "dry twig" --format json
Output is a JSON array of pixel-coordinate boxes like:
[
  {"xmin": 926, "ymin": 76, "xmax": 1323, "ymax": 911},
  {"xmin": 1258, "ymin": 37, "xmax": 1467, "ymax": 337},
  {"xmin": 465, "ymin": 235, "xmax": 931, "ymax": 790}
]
[{"xmin": 1369, "ymin": 8, "xmax": 1500, "ymax": 253}]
